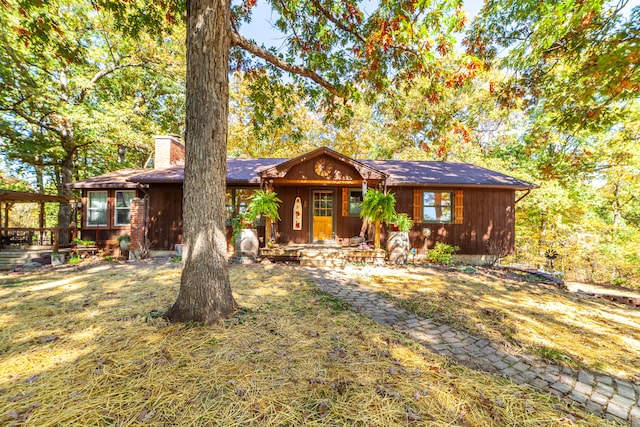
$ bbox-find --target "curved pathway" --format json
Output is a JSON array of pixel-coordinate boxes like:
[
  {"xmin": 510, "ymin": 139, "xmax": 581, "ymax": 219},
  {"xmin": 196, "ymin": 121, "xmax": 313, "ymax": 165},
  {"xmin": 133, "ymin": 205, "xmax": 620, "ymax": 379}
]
[{"xmin": 302, "ymin": 267, "xmax": 640, "ymax": 426}]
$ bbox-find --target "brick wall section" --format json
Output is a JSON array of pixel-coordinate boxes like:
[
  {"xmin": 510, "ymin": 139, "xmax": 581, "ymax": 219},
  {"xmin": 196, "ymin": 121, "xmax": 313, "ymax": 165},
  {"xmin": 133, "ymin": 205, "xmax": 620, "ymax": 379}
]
[
  {"xmin": 154, "ymin": 135, "xmax": 185, "ymax": 168},
  {"xmin": 129, "ymin": 198, "xmax": 146, "ymax": 251}
]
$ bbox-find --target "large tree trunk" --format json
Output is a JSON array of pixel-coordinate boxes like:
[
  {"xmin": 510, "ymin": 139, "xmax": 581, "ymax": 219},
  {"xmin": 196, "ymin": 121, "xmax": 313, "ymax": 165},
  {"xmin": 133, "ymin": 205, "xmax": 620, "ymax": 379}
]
[
  {"xmin": 166, "ymin": 0, "xmax": 237, "ymax": 324},
  {"xmin": 57, "ymin": 136, "xmax": 74, "ymax": 246}
]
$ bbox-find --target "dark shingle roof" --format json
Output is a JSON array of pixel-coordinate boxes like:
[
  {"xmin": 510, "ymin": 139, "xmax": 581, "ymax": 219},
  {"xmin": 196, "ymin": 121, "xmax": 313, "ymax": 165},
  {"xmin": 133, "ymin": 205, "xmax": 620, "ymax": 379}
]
[
  {"xmin": 67, "ymin": 169, "xmax": 146, "ymax": 189},
  {"xmin": 362, "ymin": 160, "xmax": 535, "ymax": 189},
  {"xmin": 71, "ymin": 156, "xmax": 536, "ymax": 190},
  {"xmin": 123, "ymin": 165, "xmax": 184, "ymax": 184}
]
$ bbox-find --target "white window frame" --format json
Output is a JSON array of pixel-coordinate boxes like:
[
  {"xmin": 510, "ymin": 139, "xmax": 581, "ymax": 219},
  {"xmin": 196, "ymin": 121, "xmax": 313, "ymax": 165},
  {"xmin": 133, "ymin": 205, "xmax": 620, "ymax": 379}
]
[
  {"xmin": 87, "ymin": 191, "xmax": 108, "ymax": 227},
  {"xmin": 114, "ymin": 190, "xmax": 136, "ymax": 226}
]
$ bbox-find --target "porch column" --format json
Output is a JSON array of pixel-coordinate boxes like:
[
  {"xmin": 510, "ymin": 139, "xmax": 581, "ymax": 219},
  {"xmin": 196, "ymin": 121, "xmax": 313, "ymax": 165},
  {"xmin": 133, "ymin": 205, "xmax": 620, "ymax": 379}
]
[
  {"xmin": 129, "ymin": 197, "xmax": 147, "ymax": 260},
  {"xmin": 39, "ymin": 202, "xmax": 45, "ymax": 245},
  {"xmin": 264, "ymin": 182, "xmax": 275, "ymax": 243},
  {"xmin": 3, "ymin": 203, "xmax": 9, "ymax": 229}
]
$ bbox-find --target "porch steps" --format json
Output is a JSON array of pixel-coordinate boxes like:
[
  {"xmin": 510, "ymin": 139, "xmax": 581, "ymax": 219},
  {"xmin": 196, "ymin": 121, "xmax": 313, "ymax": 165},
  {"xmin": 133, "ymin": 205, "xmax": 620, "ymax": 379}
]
[
  {"xmin": 260, "ymin": 245, "xmax": 386, "ymax": 267},
  {"xmin": 0, "ymin": 249, "xmax": 51, "ymax": 271}
]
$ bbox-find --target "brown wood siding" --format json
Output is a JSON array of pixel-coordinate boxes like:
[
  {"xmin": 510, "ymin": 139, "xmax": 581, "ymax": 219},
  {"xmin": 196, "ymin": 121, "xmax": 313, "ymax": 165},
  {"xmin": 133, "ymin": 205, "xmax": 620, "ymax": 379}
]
[
  {"xmin": 392, "ymin": 187, "xmax": 515, "ymax": 255},
  {"xmin": 274, "ymin": 186, "xmax": 310, "ymax": 244},
  {"xmin": 284, "ymin": 155, "xmax": 362, "ymax": 182},
  {"xmin": 335, "ymin": 186, "xmax": 363, "ymax": 241},
  {"xmin": 273, "ymin": 185, "xmax": 364, "ymax": 244},
  {"xmin": 147, "ymin": 184, "xmax": 183, "ymax": 250},
  {"xmin": 271, "ymin": 185, "xmax": 516, "ymax": 255}
]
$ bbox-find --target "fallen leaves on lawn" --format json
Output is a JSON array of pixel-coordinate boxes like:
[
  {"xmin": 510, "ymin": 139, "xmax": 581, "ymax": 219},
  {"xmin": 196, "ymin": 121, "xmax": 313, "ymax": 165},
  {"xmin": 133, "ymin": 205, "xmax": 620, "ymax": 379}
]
[{"xmin": 0, "ymin": 261, "xmax": 615, "ymax": 426}]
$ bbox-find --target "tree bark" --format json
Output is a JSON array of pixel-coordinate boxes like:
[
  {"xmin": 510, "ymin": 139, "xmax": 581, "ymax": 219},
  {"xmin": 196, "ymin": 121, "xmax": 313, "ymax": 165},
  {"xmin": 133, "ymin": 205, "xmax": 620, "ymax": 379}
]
[
  {"xmin": 57, "ymin": 130, "xmax": 75, "ymax": 246},
  {"xmin": 166, "ymin": 0, "xmax": 237, "ymax": 324}
]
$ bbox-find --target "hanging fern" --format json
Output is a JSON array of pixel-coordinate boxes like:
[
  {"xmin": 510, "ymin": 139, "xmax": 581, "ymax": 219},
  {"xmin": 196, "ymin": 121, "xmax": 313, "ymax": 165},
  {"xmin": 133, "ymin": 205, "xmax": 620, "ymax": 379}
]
[
  {"xmin": 359, "ymin": 189, "xmax": 397, "ymax": 225},
  {"xmin": 245, "ymin": 189, "xmax": 282, "ymax": 222}
]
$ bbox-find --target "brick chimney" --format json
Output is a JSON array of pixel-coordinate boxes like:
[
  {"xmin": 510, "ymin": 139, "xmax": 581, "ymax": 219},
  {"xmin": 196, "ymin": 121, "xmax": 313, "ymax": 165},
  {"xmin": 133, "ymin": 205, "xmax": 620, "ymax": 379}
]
[{"xmin": 154, "ymin": 135, "xmax": 185, "ymax": 168}]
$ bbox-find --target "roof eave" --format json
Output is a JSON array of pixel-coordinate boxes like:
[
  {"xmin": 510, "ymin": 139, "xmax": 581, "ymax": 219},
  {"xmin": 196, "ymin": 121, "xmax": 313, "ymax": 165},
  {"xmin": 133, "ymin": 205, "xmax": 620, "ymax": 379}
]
[
  {"xmin": 387, "ymin": 182, "xmax": 538, "ymax": 190},
  {"xmin": 68, "ymin": 182, "xmax": 143, "ymax": 189}
]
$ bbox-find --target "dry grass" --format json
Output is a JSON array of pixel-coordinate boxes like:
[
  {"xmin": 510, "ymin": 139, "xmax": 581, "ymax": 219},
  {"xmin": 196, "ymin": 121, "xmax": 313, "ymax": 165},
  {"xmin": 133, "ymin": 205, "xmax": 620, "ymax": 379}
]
[
  {"xmin": 340, "ymin": 265, "xmax": 640, "ymax": 382},
  {"xmin": 0, "ymin": 260, "xmax": 616, "ymax": 426}
]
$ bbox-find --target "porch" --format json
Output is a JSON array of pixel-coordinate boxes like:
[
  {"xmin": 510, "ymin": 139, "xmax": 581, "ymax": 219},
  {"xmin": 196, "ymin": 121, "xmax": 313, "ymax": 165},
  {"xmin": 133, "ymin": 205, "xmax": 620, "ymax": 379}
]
[{"xmin": 258, "ymin": 243, "xmax": 386, "ymax": 267}]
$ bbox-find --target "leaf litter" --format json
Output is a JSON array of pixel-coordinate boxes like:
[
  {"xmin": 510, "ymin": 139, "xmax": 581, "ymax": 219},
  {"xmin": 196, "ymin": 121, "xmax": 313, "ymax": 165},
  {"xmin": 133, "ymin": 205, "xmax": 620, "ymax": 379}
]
[{"xmin": 0, "ymin": 261, "xmax": 616, "ymax": 426}]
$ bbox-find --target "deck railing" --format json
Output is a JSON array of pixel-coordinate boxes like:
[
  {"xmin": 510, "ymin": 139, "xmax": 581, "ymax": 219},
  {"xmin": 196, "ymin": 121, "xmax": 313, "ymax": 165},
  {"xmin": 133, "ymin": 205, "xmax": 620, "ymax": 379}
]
[{"xmin": 0, "ymin": 227, "xmax": 75, "ymax": 249}]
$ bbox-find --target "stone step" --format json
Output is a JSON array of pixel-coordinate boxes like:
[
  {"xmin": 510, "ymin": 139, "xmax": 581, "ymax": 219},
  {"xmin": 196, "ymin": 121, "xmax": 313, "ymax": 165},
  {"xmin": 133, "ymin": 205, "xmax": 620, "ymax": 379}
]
[
  {"xmin": 0, "ymin": 250, "xmax": 51, "ymax": 270},
  {"xmin": 300, "ymin": 257, "xmax": 346, "ymax": 268}
]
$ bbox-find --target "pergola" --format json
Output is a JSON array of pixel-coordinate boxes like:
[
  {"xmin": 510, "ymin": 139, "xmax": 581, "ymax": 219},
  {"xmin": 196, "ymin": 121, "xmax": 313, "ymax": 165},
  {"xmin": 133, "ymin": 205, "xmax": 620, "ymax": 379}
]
[{"xmin": 0, "ymin": 190, "xmax": 72, "ymax": 250}]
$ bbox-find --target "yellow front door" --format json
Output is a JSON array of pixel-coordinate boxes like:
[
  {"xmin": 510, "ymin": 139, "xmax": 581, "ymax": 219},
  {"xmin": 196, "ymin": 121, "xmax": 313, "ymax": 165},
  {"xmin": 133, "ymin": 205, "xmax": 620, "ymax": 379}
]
[{"xmin": 312, "ymin": 191, "xmax": 334, "ymax": 241}]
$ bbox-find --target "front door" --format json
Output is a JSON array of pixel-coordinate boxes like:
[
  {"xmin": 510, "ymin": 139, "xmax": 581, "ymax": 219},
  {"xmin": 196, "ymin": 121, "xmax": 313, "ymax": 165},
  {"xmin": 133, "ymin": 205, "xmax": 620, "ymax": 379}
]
[{"xmin": 312, "ymin": 190, "xmax": 334, "ymax": 242}]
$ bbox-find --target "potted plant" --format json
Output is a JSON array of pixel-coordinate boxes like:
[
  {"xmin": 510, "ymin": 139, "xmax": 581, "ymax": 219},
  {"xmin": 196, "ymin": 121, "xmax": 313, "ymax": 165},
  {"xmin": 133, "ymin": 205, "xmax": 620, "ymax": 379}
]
[
  {"xmin": 387, "ymin": 213, "xmax": 414, "ymax": 264},
  {"xmin": 117, "ymin": 234, "xmax": 130, "ymax": 252},
  {"xmin": 72, "ymin": 238, "xmax": 98, "ymax": 257},
  {"xmin": 231, "ymin": 212, "xmax": 260, "ymax": 260},
  {"xmin": 245, "ymin": 189, "xmax": 282, "ymax": 245},
  {"xmin": 359, "ymin": 189, "xmax": 397, "ymax": 250}
]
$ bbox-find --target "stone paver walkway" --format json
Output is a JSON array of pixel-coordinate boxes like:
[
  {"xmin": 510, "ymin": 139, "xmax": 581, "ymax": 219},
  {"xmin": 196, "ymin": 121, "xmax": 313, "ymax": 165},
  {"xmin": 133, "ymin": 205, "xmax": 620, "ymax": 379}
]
[{"xmin": 303, "ymin": 267, "xmax": 640, "ymax": 426}]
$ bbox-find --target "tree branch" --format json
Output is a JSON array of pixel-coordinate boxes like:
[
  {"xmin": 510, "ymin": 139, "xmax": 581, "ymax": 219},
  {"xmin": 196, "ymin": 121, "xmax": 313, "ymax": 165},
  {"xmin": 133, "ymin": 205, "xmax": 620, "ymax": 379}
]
[
  {"xmin": 230, "ymin": 30, "xmax": 344, "ymax": 99},
  {"xmin": 1, "ymin": 104, "xmax": 59, "ymax": 134},
  {"xmin": 309, "ymin": 0, "xmax": 366, "ymax": 44},
  {"xmin": 76, "ymin": 62, "xmax": 148, "ymax": 104}
]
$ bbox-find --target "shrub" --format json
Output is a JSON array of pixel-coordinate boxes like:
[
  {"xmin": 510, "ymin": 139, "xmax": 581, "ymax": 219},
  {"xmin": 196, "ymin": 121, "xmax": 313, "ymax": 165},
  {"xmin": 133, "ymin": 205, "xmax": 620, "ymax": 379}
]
[
  {"xmin": 66, "ymin": 255, "xmax": 81, "ymax": 265},
  {"xmin": 426, "ymin": 242, "xmax": 460, "ymax": 265}
]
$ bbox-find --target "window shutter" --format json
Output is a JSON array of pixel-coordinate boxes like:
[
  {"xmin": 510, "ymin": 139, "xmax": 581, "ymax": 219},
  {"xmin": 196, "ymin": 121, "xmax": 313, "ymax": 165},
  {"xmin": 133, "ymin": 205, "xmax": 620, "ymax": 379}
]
[
  {"xmin": 342, "ymin": 188, "xmax": 348, "ymax": 217},
  {"xmin": 413, "ymin": 189, "xmax": 422, "ymax": 223},
  {"xmin": 454, "ymin": 190, "xmax": 463, "ymax": 224}
]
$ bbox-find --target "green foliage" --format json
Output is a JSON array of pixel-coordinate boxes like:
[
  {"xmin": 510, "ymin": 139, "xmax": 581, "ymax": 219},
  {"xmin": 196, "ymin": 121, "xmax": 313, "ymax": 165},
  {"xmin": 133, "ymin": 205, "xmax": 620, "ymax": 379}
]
[
  {"xmin": 359, "ymin": 189, "xmax": 396, "ymax": 225},
  {"xmin": 73, "ymin": 238, "xmax": 96, "ymax": 246},
  {"xmin": 426, "ymin": 242, "xmax": 460, "ymax": 265},
  {"xmin": 117, "ymin": 234, "xmax": 130, "ymax": 243},
  {"xmin": 390, "ymin": 213, "xmax": 414, "ymax": 233},
  {"xmin": 244, "ymin": 190, "xmax": 282, "ymax": 222},
  {"xmin": 0, "ymin": 0, "xmax": 184, "ymax": 206},
  {"xmin": 467, "ymin": 0, "xmax": 639, "ymax": 130},
  {"xmin": 231, "ymin": 214, "xmax": 247, "ymax": 240},
  {"xmin": 66, "ymin": 255, "xmax": 81, "ymax": 265},
  {"xmin": 534, "ymin": 346, "xmax": 573, "ymax": 364}
]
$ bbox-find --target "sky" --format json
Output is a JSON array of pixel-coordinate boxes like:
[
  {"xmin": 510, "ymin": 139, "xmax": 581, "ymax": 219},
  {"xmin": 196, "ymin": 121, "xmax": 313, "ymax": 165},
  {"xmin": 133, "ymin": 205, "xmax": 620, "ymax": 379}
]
[
  {"xmin": 238, "ymin": 0, "xmax": 639, "ymax": 51},
  {"xmin": 239, "ymin": 0, "xmax": 486, "ymax": 52}
]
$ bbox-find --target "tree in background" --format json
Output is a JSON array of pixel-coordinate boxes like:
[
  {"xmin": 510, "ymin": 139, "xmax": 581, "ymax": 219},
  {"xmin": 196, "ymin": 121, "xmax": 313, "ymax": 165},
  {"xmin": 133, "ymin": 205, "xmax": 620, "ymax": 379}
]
[
  {"xmin": 465, "ymin": 0, "xmax": 640, "ymax": 286},
  {"xmin": 0, "ymin": 1, "xmax": 184, "ymax": 242},
  {"xmin": 466, "ymin": 0, "xmax": 639, "ymax": 130}
]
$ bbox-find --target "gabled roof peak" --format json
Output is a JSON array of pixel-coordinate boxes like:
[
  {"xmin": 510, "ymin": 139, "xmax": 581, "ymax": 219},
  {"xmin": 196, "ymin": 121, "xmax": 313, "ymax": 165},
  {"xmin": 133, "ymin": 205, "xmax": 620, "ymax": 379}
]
[{"xmin": 258, "ymin": 146, "xmax": 388, "ymax": 181}]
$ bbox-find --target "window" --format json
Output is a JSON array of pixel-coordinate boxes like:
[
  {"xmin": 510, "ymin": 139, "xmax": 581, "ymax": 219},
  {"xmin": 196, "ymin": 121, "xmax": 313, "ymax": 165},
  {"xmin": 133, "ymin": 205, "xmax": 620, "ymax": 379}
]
[
  {"xmin": 348, "ymin": 189, "xmax": 363, "ymax": 216},
  {"xmin": 225, "ymin": 188, "xmax": 264, "ymax": 225},
  {"xmin": 87, "ymin": 191, "xmax": 108, "ymax": 226},
  {"xmin": 422, "ymin": 191, "xmax": 453, "ymax": 223},
  {"xmin": 114, "ymin": 190, "xmax": 136, "ymax": 225}
]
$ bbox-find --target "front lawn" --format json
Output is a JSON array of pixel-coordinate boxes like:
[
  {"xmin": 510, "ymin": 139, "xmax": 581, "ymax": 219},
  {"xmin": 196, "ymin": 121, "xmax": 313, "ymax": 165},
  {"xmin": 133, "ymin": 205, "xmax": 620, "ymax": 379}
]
[
  {"xmin": 340, "ymin": 265, "xmax": 640, "ymax": 383},
  {"xmin": 0, "ymin": 261, "xmax": 615, "ymax": 426}
]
